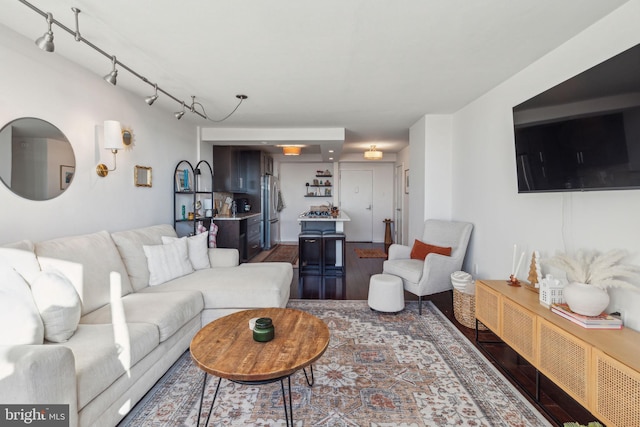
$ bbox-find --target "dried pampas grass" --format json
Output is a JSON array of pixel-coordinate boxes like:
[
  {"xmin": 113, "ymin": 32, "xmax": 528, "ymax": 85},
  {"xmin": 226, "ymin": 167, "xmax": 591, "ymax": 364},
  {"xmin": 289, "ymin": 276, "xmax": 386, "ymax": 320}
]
[{"xmin": 544, "ymin": 249, "xmax": 640, "ymax": 290}]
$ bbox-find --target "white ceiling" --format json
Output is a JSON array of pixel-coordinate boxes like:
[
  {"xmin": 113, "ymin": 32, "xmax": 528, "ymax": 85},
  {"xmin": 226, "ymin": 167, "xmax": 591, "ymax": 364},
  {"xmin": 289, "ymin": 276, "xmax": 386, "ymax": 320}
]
[{"xmin": 0, "ymin": 0, "xmax": 630, "ymax": 159}]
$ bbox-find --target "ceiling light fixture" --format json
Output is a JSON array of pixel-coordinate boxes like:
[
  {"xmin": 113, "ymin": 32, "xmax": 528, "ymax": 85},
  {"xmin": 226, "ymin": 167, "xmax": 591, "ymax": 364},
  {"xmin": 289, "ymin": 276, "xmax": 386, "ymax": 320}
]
[
  {"xmin": 19, "ymin": 0, "xmax": 247, "ymax": 123},
  {"xmin": 35, "ymin": 12, "xmax": 54, "ymax": 52},
  {"xmin": 364, "ymin": 145, "xmax": 383, "ymax": 160},
  {"xmin": 175, "ymin": 102, "xmax": 186, "ymax": 120},
  {"xmin": 103, "ymin": 55, "xmax": 118, "ymax": 86},
  {"xmin": 145, "ymin": 84, "xmax": 158, "ymax": 105},
  {"xmin": 282, "ymin": 146, "xmax": 302, "ymax": 156}
]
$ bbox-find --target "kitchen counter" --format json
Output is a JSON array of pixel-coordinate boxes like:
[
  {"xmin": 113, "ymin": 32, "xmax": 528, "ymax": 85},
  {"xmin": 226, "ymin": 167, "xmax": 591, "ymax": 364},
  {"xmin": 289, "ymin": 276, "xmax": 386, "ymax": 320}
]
[
  {"xmin": 296, "ymin": 211, "xmax": 350, "ymax": 222},
  {"xmin": 212, "ymin": 212, "xmax": 261, "ymax": 221},
  {"xmin": 297, "ymin": 211, "xmax": 350, "ymax": 232}
]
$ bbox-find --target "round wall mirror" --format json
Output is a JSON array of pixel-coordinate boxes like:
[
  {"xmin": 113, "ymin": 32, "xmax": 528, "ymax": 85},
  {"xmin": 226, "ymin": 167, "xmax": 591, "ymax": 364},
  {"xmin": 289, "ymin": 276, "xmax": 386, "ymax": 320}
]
[{"xmin": 0, "ymin": 117, "xmax": 75, "ymax": 201}]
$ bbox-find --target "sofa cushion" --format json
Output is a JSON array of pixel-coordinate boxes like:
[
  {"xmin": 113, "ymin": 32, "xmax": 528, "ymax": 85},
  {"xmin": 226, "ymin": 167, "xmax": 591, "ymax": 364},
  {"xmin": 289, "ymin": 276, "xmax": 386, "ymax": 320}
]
[
  {"xmin": 410, "ymin": 239, "xmax": 452, "ymax": 260},
  {"xmin": 60, "ymin": 323, "xmax": 159, "ymax": 410},
  {"xmin": 80, "ymin": 290, "xmax": 203, "ymax": 342},
  {"xmin": 382, "ymin": 258, "xmax": 424, "ymax": 284},
  {"xmin": 0, "ymin": 260, "xmax": 44, "ymax": 345},
  {"xmin": 140, "ymin": 263, "xmax": 292, "ymax": 309},
  {"xmin": 30, "ymin": 270, "xmax": 82, "ymax": 343},
  {"xmin": 35, "ymin": 231, "xmax": 134, "ymax": 316},
  {"xmin": 143, "ymin": 238, "xmax": 194, "ymax": 286},
  {"xmin": 162, "ymin": 233, "xmax": 210, "ymax": 270},
  {"xmin": 111, "ymin": 224, "xmax": 178, "ymax": 291},
  {"xmin": 0, "ymin": 242, "xmax": 41, "ymax": 283}
]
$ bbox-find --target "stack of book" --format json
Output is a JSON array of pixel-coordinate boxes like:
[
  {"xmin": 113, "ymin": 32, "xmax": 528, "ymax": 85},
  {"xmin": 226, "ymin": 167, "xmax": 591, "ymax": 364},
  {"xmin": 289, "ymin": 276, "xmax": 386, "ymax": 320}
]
[{"xmin": 551, "ymin": 303, "xmax": 623, "ymax": 329}]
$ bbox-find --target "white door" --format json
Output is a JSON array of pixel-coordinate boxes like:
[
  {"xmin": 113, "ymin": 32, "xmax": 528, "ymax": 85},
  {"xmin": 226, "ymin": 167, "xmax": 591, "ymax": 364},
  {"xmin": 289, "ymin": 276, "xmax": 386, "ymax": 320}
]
[
  {"xmin": 395, "ymin": 164, "xmax": 403, "ymax": 245},
  {"xmin": 340, "ymin": 170, "xmax": 373, "ymax": 241}
]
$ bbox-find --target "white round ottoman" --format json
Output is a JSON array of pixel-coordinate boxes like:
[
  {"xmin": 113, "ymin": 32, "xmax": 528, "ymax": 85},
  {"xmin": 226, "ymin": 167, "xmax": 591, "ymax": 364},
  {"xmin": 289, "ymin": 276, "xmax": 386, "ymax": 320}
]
[{"xmin": 368, "ymin": 273, "xmax": 404, "ymax": 313}]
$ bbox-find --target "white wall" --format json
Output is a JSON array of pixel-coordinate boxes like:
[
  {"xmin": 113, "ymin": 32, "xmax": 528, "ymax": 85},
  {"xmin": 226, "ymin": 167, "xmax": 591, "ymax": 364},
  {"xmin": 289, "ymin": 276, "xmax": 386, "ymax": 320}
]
[
  {"xmin": 279, "ymin": 162, "xmax": 335, "ymax": 242},
  {"xmin": 451, "ymin": 0, "xmax": 640, "ymax": 330},
  {"xmin": 0, "ymin": 24, "xmax": 196, "ymax": 243}
]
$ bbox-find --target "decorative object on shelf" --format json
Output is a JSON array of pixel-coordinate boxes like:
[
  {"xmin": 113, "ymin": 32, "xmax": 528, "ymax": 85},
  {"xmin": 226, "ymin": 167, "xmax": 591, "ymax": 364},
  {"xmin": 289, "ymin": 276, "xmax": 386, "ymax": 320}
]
[
  {"xmin": 539, "ymin": 274, "xmax": 565, "ymax": 307},
  {"xmin": 21, "ymin": 0, "xmax": 247, "ymax": 122},
  {"xmin": 527, "ymin": 251, "xmax": 541, "ymax": 287},
  {"xmin": 364, "ymin": 144, "xmax": 383, "ymax": 160},
  {"xmin": 544, "ymin": 249, "xmax": 640, "ymax": 316},
  {"xmin": 203, "ymin": 199, "xmax": 213, "ymax": 217},
  {"xmin": 96, "ymin": 120, "xmax": 124, "ymax": 177},
  {"xmin": 508, "ymin": 244, "xmax": 525, "ymax": 287},
  {"xmin": 134, "ymin": 165, "xmax": 152, "ymax": 187}
]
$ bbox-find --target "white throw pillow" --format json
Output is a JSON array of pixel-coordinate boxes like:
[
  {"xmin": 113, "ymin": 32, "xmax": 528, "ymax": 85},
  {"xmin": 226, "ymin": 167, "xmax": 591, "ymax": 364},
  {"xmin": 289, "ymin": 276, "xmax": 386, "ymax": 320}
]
[
  {"xmin": 0, "ymin": 261, "xmax": 44, "ymax": 345},
  {"xmin": 162, "ymin": 232, "xmax": 210, "ymax": 270},
  {"xmin": 30, "ymin": 269, "xmax": 82, "ymax": 343},
  {"xmin": 143, "ymin": 237, "xmax": 194, "ymax": 286}
]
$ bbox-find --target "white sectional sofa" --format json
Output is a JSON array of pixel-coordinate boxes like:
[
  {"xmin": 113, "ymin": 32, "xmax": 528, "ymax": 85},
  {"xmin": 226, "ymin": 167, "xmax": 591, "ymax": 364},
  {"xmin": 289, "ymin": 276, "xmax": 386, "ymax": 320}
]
[{"xmin": 0, "ymin": 224, "xmax": 292, "ymax": 427}]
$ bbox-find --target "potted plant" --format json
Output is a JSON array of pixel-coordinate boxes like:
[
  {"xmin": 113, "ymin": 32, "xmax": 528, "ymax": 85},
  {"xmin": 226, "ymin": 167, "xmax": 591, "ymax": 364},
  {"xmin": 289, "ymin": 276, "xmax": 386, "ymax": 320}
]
[{"xmin": 544, "ymin": 249, "xmax": 639, "ymax": 316}]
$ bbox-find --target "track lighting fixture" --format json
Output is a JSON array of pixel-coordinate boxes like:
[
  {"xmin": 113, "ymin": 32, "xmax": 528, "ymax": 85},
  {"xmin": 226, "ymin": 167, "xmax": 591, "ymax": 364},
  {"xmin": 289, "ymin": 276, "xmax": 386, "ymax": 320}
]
[
  {"xmin": 175, "ymin": 102, "xmax": 185, "ymax": 120},
  {"xmin": 35, "ymin": 12, "xmax": 54, "ymax": 52},
  {"xmin": 145, "ymin": 84, "xmax": 158, "ymax": 105},
  {"xmin": 103, "ymin": 56, "xmax": 118, "ymax": 86},
  {"xmin": 21, "ymin": 0, "xmax": 247, "ymax": 122}
]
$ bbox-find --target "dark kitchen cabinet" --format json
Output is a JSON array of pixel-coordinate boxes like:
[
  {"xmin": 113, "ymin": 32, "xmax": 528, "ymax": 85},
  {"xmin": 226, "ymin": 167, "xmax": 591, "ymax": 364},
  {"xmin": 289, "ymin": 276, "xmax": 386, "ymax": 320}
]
[
  {"xmin": 213, "ymin": 219, "xmax": 245, "ymax": 260},
  {"xmin": 212, "ymin": 146, "xmax": 246, "ymax": 193},
  {"xmin": 212, "ymin": 215, "xmax": 261, "ymax": 262}
]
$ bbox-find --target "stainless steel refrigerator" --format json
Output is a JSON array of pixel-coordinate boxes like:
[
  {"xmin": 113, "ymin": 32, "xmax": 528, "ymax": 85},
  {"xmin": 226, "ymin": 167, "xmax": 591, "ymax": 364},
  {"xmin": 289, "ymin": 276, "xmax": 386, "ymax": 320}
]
[{"xmin": 261, "ymin": 175, "xmax": 280, "ymax": 250}]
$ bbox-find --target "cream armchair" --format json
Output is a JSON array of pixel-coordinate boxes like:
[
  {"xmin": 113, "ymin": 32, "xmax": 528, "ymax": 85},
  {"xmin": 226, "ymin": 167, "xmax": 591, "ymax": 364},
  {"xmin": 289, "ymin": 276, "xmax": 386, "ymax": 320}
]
[{"xmin": 383, "ymin": 219, "xmax": 473, "ymax": 314}]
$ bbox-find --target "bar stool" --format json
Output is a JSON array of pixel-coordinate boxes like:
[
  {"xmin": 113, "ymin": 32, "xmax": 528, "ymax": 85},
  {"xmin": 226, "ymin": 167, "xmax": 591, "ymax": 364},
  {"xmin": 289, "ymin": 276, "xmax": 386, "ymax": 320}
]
[
  {"xmin": 298, "ymin": 231, "xmax": 323, "ymax": 275},
  {"xmin": 322, "ymin": 230, "xmax": 346, "ymax": 276}
]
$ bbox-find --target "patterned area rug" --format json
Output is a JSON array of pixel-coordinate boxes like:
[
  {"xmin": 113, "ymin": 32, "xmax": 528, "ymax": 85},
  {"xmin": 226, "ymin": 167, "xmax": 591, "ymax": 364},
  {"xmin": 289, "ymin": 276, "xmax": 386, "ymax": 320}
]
[
  {"xmin": 262, "ymin": 244, "xmax": 299, "ymax": 264},
  {"xmin": 354, "ymin": 248, "xmax": 388, "ymax": 258},
  {"xmin": 118, "ymin": 300, "xmax": 551, "ymax": 427}
]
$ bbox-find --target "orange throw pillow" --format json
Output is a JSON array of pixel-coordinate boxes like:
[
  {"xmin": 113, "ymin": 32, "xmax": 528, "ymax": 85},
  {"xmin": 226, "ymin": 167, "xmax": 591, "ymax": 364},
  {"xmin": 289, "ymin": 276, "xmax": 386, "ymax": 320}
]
[{"xmin": 410, "ymin": 239, "xmax": 452, "ymax": 260}]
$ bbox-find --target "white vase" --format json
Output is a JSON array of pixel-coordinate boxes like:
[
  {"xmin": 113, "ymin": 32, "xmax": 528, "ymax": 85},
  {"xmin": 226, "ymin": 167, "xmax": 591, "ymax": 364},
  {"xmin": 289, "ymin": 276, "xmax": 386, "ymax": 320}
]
[{"xmin": 563, "ymin": 282, "xmax": 610, "ymax": 317}]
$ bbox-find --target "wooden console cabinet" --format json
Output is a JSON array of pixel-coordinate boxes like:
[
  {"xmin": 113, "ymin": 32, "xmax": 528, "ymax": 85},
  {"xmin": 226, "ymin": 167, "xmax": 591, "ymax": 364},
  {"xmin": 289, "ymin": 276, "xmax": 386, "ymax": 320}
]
[{"xmin": 475, "ymin": 280, "xmax": 640, "ymax": 427}]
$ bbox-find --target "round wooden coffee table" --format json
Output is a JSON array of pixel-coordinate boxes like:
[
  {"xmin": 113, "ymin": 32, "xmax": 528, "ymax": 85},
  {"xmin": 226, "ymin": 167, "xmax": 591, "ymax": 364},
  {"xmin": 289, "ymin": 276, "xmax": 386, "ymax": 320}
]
[{"xmin": 190, "ymin": 307, "xmax": 330, "ymax": 427}]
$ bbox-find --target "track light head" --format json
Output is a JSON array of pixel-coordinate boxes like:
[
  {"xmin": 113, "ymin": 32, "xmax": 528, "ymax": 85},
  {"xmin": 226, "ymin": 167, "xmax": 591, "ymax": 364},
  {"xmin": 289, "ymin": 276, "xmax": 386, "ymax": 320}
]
[
  {"xmin": 104, "ymin": 56, "xmax": 118, "ymax": 86},
  {"xmin": 35, "ymin": 12, "xmax": 55, "ymax": 52},
  {"xmin": 145, "ymin": 84, "xmax": 158, "ymax": 105},
  {"xmin": 175, "ymin": 102, "xmax": 185, "ymax": 120}
]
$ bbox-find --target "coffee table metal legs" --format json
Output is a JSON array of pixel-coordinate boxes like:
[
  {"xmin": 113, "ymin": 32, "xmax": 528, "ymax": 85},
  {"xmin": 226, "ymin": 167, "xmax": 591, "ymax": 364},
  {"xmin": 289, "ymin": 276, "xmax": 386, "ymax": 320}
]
[
  {"xmin": 196, "ymin": 372, "xmax": 222, "ymax": 427},
  {"xmin": 303, "ymin": 365, "xmax": 315, "ymax": 386},
  {"xmin": 196, "ymin": 372, "xmax": 300, "ymax": 427}
]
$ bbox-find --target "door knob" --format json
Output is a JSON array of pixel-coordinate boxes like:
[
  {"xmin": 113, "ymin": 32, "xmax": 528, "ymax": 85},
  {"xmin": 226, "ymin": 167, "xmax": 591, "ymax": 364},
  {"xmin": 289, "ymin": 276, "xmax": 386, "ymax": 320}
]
[{"xmin": 366, "ymin": 205, "xmax": 372, "ymax": 210}]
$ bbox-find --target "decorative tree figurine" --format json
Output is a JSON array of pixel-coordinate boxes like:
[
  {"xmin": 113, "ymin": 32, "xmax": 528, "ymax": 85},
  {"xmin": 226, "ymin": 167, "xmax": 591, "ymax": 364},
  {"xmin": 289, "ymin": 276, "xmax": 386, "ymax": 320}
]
[{"xmin": 528, "ymin": 251, "xmax": 541, "ymax": 286}]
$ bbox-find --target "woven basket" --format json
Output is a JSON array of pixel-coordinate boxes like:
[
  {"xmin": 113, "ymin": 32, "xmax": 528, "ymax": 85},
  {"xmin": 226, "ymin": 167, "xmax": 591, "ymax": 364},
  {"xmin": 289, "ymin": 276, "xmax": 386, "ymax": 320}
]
[{"xmin": 453, "ymin": 288, "xmax": 488, "ymax": 330}]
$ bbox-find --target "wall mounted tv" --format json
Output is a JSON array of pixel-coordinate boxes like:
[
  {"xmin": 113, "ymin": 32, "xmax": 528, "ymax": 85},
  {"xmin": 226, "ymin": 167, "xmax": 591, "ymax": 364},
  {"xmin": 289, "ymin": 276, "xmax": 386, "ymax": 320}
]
[{"xmin": 513, "ymin": 43, "xmax": 640, "ymax": 193}]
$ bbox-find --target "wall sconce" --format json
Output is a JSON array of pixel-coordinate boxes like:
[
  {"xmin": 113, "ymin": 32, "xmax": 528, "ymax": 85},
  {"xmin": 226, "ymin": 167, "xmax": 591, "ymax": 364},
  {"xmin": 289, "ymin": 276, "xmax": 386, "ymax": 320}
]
[
  {"xmin": 364, "ymin": 145, "xmax": 383, "ymax": 160},
  {"xmin": 96, "ymin": 120, "xmax": 123, "ymax": 177}
]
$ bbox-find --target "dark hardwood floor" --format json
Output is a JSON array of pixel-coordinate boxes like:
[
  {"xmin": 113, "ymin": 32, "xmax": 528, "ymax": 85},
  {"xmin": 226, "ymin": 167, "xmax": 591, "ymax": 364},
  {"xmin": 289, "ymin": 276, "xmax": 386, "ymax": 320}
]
[{"xmin": 259, "ymin": 241, "xmax": 596, "ymax": 427}]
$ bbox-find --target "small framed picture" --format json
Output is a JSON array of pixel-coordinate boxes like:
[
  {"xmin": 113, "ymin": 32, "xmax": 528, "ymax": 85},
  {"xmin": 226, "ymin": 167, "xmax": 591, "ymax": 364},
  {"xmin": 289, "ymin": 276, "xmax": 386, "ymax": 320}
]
[
  {"xmin": 404, "ymin": 169, "xmax": 409, "ymax": 194},
  {"xmin": 60, "ymin": 165, "xmax": 74, "ymax": 190}
]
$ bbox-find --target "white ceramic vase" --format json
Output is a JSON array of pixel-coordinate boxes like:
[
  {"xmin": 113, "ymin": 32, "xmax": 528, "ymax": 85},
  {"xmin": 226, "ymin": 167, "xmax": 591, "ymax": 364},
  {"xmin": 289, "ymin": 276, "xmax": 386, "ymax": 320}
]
[{"xmin": 563, "ymin": 282, "xmax": 610, "ymax": 316}]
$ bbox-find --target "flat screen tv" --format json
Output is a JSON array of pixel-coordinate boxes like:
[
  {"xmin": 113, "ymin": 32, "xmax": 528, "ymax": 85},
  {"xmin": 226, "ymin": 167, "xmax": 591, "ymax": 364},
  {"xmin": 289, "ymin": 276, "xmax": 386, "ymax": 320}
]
[{"xmin": 513, "ymin": 43, "xmax": 640, "ymax": 193}]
